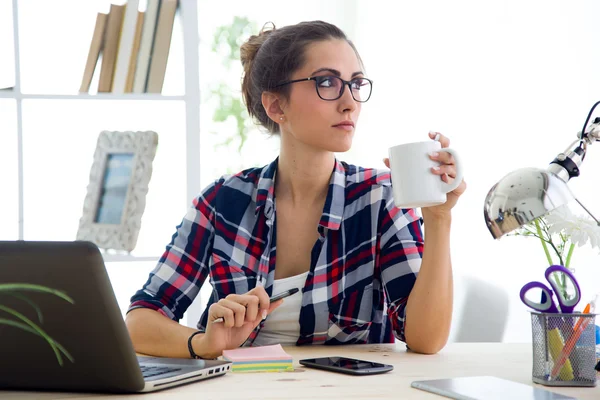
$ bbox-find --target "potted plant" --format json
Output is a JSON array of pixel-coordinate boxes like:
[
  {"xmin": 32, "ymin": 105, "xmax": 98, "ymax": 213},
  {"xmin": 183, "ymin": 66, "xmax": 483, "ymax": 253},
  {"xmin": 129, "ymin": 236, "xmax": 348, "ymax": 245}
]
[
  {"xmin": 0, "ymin": 283, "xmax": 74, "ymax": 365},
  {"xmin": 510, "ymin": 205, "xmax": 600, "ymax": 300},
  {"xmin": 208, "ymin": 16, "xmax": 257, "ymax": 153}
]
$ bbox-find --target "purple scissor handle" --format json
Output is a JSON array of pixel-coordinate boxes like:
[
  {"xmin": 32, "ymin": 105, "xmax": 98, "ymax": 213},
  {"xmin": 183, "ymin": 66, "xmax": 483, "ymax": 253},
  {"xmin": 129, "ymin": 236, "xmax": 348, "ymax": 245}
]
[
  {"xmin": 520, "ymin": 265, "xmax": 581, "ymax": 314},
  {"xmin": 520, "ymin": 281, "xmax": 561, "ymax": 313},
  {"xmin": 545, "ymin": 265, "xmax": 581, "ymax": 314}
]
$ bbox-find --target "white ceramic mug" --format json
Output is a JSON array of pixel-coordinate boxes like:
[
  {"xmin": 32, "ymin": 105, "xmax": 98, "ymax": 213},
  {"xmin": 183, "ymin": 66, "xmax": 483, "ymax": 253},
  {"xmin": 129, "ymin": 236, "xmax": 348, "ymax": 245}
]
[{"xmin": 388, "ymin": 140, "xmax": 464, "ymax": 208}]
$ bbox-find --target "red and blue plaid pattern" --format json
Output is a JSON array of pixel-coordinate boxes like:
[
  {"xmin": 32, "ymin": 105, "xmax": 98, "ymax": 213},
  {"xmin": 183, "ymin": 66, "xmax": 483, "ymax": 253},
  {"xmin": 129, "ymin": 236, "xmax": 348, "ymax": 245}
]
[{"xmin": 128, "ymin": 158, "xmax": 424, "ymax": 345}]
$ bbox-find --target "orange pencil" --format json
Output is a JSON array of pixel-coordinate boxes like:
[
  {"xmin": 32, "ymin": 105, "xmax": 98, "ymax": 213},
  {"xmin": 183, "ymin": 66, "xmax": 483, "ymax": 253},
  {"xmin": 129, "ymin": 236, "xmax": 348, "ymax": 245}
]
[{"xmin": 550, "ymin": 300, "xmax": 595, "ymax": 379}]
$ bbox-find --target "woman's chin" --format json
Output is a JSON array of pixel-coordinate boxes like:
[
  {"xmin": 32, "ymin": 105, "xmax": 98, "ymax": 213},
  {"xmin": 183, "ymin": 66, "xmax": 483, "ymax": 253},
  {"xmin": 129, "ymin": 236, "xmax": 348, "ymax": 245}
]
[
  {"xmin": 327, "ymin": 135, "xmax": 354, "ymax": 153},
  {"xmin": 331, "ymin": 144, "xmax": 353, "ymax": 153},
  {"xmin": 332, "ymin": 139, "xmax": 354, "ymax": 153},
  {"xmin": 303, "ymin": 134, "xmax": 353, "ymax": 153}
]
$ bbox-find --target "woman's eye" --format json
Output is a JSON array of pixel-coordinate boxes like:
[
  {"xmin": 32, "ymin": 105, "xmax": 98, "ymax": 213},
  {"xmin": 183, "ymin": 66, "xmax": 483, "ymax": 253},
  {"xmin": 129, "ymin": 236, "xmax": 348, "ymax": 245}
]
[
  {"xmin": 317, "ymin": 77, "xmax": 334, "ymax": 87},
  {"xmin": 351, "ymin": 79, "xmax": 365, "ymax": 90}
]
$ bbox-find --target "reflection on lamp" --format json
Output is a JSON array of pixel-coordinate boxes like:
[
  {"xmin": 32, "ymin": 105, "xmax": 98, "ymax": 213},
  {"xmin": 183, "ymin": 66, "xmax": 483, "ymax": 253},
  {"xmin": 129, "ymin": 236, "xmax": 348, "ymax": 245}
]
[{"xmin": 484, "ymin": 101, "xmax": 600, "ymax": 239}]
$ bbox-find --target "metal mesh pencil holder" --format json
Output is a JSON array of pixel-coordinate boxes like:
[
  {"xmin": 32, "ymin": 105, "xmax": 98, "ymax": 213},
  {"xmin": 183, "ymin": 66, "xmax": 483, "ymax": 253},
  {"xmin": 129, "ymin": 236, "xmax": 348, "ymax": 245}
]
[{"xmin": 530, "ymin": 312, "xmax": 597, "ymax": 387}]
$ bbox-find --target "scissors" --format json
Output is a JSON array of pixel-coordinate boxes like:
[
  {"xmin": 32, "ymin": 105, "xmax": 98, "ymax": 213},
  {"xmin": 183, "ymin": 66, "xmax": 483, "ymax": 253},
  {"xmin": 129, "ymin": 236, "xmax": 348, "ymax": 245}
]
[{"xmin": 519, "ymin": 265, "xmax": 581, "ymax": 314}]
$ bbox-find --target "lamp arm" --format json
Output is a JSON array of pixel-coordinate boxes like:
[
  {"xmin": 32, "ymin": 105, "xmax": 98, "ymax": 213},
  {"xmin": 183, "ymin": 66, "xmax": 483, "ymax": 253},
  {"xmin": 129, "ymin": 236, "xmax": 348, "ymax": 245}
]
[
  {"xmin": 574, "ymin": 198, "xmax": 600, "ymax": 226},
  {"xmin": 547, "ymin": 116, "xmax": 600, "ymax": 183},
  {"xmin": 547, "ymin": 140, "xmax": 586, "ymax": 182},
  {"xmin": 546, "ymin": 102, "xmax": 600, "ymax": 226}
]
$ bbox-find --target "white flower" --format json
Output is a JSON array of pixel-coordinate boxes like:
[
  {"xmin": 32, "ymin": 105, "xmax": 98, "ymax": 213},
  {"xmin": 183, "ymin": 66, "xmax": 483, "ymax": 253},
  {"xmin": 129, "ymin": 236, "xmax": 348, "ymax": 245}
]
[{"xmin": 545, "ymin": 205, "xmax": 600, "ymax": 249}]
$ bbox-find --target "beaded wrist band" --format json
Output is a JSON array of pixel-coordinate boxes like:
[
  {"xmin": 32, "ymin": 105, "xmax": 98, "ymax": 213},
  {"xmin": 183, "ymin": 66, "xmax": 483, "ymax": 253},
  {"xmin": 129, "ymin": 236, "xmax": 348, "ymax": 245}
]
[{"xmin": 187, "ymin": 330, "xmax": 204, "ymax": 359}]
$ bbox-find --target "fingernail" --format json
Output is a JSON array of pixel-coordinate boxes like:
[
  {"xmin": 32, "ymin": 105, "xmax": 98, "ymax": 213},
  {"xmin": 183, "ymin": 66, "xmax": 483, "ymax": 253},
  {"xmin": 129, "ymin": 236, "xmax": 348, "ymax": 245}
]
[
  {"xmin": 430, "ymin": 152, "xmax": 439, "ymax": 158},
  {"xmin": 434, "ymin": 133, "xmax": 441, "ymax": 141},
  {"xmin": 429, "ymin": 130, "xmax": 436, "ymax": 137},
  {"xmin": 432, "ymin": 166, "xmax": 440, "ymax": 171},
  {"xmin": 262, "ymin": 310, "xmax": 267, "ymax": 320}
]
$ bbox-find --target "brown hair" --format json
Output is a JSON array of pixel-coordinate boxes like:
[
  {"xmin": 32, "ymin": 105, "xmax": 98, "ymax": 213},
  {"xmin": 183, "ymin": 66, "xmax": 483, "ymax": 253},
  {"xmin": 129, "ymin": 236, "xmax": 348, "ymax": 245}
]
[{"xmin": 240, "ymin": 21, "xmax": 362, "ymax": 134}]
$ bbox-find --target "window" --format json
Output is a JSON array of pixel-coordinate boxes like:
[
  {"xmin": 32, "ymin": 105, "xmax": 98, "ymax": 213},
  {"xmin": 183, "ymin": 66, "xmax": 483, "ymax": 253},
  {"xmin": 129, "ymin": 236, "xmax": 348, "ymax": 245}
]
[
  {"xmin": 0, "ymin": 100, "xmax": 18, "ymax": 240},
  {"xmin": 0, "ymin": 0, "xmax": 14, "ymax": 90}
]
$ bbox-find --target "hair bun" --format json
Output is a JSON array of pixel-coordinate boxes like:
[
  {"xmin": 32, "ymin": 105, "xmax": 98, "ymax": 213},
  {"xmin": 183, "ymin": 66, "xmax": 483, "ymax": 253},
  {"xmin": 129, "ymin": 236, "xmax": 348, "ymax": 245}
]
[{"xmin": 240, "ymin": 22, "xmax": 276, "ymax": 70}]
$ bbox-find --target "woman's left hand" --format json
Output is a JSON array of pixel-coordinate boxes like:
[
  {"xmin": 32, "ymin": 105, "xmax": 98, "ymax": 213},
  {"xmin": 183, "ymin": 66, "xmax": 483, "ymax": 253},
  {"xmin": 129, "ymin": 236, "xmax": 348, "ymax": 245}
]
[{"xmin": 383, "ymin": 131, "xmax": 467, "ymax": 217}]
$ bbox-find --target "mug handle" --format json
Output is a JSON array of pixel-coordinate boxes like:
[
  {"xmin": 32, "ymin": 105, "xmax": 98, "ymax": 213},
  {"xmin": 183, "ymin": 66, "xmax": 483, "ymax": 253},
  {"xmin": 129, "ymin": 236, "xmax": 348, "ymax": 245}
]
[{"xmin": 438, "ymin": 148, "xmax": 464, "ymax": 193}]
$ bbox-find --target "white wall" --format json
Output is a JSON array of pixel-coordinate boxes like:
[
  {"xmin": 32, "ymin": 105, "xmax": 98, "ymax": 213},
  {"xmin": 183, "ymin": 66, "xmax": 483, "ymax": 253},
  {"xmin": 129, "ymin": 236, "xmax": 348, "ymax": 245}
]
[
  {"xmin": 346, "ymin": 0, "xmax": 600, "ymax": 342},
  {"xmin": 7, "ymin": 1, "xmax": 599, "ymax": 342},
  {"xmin": 108, "ymin": 1, "xmax": 600, "ymax": 339}
]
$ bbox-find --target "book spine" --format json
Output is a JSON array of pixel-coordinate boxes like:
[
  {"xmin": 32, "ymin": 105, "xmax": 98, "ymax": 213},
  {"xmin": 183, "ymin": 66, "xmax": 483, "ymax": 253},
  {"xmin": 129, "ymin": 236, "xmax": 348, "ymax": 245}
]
[
  {"xmin": 98, "ymin": 4, "xmax": 126, "ymax": 93},
  {"xmin": 132, "ymin": 0, "xmax": 161, "ymax": 93},
  {"xmin": 79, "ymin": 12, "xmax": 108, "ymax": 93},
  {"xmin": 146, "ymin": 0, "xmax": 178, "ymax": 93},
  {"xmin": 112, "ymin": 0, "xmax": 141, "ymax": 94},
  {"xmin": 124, "ymin": 10, "xmax": 146, "ymax": 93}
]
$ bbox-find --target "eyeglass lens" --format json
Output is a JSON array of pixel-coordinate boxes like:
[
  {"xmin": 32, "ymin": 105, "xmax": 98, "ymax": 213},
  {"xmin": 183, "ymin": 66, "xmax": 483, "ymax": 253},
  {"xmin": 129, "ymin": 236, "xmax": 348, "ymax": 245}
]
[{"xmin": 316, "ymin": 76, "xmax": 372, "ymax": 102}]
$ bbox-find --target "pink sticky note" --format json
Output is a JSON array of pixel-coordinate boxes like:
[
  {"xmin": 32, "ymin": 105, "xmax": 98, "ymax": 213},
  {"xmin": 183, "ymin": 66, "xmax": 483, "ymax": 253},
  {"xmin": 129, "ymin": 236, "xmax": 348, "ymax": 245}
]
[{"xmin": 222, "ymin": 344, "xmax": 292, "ymax": 362}]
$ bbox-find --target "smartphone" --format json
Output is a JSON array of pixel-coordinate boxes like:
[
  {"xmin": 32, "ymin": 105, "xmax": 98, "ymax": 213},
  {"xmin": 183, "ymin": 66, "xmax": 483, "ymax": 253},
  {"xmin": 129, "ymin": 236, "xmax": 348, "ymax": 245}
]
[
  {"xmin": 270, "ymin": 287, "xmax": 299, "ymax": 302},
  {"xmin": 299, "ymin": 356, "xmax": 393, "ymax": 375}
]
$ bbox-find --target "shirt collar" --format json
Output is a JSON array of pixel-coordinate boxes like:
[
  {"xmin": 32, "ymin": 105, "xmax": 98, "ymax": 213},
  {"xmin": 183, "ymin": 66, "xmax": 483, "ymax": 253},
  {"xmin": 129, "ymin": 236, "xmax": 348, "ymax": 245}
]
[
  {"xmin": 255, "ymin": 158, "xmax": 278, "ymax": 218},
  {"xmin": 255, "ymin": 157, "xmax": 346, "ymax": 231}
]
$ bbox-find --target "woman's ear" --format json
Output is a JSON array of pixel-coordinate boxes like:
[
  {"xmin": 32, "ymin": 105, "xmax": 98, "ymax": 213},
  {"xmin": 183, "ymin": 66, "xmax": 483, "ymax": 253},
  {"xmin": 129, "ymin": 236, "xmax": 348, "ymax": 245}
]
[{"xmin": 262, "ymin": 92, "xmax": 285, "ymax": 123}]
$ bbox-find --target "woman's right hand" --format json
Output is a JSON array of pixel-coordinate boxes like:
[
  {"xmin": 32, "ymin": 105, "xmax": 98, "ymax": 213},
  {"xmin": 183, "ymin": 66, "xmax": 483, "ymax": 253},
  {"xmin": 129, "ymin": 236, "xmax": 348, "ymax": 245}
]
[{"xmin": 197, "ymin": 286, "xmax": 282, "ymax": 357}]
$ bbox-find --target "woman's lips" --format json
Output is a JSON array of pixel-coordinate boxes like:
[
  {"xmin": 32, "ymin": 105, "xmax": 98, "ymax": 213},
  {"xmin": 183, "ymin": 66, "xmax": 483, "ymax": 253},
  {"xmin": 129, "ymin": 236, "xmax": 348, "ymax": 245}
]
[{"xmin": 332, "ymin": 122, "xmax": 355, "ymax": 131}]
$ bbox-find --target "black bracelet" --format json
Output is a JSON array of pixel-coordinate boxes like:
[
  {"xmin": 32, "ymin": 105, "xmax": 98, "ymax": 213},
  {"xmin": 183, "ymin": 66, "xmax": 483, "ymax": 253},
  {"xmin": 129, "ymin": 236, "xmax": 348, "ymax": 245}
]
[{"xmin": 187, "ymin": 330, "xmax": 204, "ymax": 359}]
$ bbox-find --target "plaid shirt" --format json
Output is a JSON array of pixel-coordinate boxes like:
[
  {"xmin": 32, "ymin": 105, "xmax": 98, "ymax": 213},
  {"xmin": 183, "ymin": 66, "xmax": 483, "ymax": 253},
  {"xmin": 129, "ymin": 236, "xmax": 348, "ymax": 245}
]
[{"xmin": 128, "ymin": 158, "xmax": 424, "ymax": 346}]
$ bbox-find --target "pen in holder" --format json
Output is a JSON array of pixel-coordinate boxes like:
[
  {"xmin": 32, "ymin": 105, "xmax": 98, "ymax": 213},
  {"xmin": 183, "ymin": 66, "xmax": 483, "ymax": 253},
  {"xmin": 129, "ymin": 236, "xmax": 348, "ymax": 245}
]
[{"xmin": 530, "ymin": 312, "xmax": 597, "ymax": 387}]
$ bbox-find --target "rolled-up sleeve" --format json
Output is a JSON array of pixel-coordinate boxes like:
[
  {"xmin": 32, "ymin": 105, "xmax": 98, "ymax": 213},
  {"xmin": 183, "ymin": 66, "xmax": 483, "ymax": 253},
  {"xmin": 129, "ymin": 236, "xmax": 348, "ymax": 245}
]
[
  {"xmin": 377, "ymin": 189, "xmax": 424, "ymax": 342},
  {"xmin": 127, "ymin": 179, "xmax": 222, "ymax": 322}
]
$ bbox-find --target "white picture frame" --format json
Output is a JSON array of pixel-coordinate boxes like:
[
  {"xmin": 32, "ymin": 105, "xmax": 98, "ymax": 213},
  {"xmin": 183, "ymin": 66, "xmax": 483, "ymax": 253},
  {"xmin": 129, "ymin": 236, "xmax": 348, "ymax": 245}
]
[{"xmin": 76, "ymin": 130, "xmax": 159, "ymax": 252}]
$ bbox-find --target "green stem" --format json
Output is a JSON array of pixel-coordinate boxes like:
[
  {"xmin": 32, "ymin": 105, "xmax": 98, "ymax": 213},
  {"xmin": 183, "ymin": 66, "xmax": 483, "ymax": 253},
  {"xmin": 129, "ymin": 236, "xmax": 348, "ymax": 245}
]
[
  {"xmin": 534, "ymin": 219, "xmax": 566, "ymax": 298},
  {"xmin": 561, "ymin": 243, "xmax": 576, "ymax": 301},
  {"xmin": 0, "ymin": 305, "xmax": 63, "ymax": 365},
  {"xmin": 0, "ymin": 284, "xmax": 74, "ymax": 304},
  {"xmin": 559, "ymin": 232, "xmax": 567, "ymax": 260},
  {"xmin": 565, "ymin": 242, "xmax": 575, "ymax": 269},
  {"xmin": 0, "ymin": 318, "xmax": 74, "ymax": 363},
  {"xmin": 548, "ymin": 239, "xmax": 564, "ymax": 266},
  {"xmin": 534, "ymin": 219, "xmax": 553, "ymax": 265},
  {"xmin": 1, "ymin": 292, "xmax": 44, "ymax": 323}
]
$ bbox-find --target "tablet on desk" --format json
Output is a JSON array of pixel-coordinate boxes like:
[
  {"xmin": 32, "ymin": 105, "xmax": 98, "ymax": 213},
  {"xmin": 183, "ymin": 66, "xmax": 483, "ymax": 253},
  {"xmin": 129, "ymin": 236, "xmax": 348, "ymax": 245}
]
[{"xmin": 411, "ymin": 376, "xmax": 578, "ymax": 400}]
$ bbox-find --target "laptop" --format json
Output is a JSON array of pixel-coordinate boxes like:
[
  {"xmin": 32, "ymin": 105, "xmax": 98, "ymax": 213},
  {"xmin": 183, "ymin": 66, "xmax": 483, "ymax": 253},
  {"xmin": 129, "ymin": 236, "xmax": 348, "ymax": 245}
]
[
  {"xmin": 411, "ymin": 376, "xmax": 578, "ymax": 400},
  {"xmin": 0, "ymin": 241, "xmax": 231, "ymax": 393}
]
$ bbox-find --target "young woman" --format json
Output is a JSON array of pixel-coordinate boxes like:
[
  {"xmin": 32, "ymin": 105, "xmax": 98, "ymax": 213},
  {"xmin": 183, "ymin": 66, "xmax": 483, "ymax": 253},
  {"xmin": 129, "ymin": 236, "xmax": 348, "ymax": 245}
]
[{"xmin": 125, "ymin": 20, "xmax": 466, "ymax": 359}]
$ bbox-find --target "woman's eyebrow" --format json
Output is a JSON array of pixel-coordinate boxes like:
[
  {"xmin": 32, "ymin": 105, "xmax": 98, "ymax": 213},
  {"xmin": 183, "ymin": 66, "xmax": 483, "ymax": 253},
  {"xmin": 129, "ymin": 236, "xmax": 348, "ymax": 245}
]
[{"xmin": 310, "ymin": 67, "xmax": 364, "ymax": 77}]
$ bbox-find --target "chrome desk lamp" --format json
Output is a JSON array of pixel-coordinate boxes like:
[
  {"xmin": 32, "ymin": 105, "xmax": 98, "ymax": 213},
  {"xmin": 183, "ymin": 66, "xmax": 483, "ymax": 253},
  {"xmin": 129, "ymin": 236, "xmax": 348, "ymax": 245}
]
[{"xmin": 484, "ymin": 101, "xmax": 600, "ymax": 239}]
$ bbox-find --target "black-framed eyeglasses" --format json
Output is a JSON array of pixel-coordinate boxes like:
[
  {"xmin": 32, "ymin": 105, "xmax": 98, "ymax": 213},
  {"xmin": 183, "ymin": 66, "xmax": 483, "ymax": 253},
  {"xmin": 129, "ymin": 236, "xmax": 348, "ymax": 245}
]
[{"xmin": 273, "ymin": 76, "xmax": 373, "ymax": 103}]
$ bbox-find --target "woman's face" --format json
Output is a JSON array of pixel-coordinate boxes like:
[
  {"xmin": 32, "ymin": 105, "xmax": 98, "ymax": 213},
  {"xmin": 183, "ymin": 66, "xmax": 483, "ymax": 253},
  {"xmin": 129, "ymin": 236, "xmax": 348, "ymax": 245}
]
[{"xmin": 282, "ymin": 39, "xmax": 365, "ymax": 153}]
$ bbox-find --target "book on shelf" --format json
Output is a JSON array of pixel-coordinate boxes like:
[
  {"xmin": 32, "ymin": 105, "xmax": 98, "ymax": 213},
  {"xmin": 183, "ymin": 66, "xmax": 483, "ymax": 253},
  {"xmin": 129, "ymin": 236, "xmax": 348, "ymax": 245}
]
[
  {"xmin": 133, "ymin": 0, "xmax": 161, "ymax": 93},
  {"xmin": 79, "ymin": 12, "xmax": 108, "ymax": 93},
  {"xmin": 98, "ymin": 3, "xmax": 125, "ymax": 93},
  {"xmin": 80, "ymin": 0, "xmax": 179, "ymax": 95},
  {"xmin": 112, "ymin": 0, "xmax": 140, "ymax": 93},
  {"xmin": 146, "ymin": 0, "xmax": 178, "ymax": 93},
  {"xmin": 124, "ymin": 10, "xmax": 145, "ymax": 93}
]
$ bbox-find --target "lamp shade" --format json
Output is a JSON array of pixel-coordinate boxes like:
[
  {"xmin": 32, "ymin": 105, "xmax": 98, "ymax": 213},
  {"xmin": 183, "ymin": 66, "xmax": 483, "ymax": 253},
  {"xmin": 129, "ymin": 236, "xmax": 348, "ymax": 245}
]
[{"xmin": 483, "ymin": 167, "xmax": 574, "ymax": 239}]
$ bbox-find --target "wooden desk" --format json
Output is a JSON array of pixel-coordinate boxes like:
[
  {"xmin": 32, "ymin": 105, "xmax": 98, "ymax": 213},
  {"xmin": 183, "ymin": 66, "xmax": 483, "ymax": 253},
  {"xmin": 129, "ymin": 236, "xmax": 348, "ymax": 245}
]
[{"xmin": 2, "ymin": 343, "xmax": 599, "ymax": 399}]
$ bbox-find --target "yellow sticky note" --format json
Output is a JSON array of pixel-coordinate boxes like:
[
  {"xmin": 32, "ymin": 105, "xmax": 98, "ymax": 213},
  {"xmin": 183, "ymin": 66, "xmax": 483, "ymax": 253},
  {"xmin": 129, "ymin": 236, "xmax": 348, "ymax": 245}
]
[{"xmin": 547, "ymin": 328, "xmax": 574, "ymax": 381}]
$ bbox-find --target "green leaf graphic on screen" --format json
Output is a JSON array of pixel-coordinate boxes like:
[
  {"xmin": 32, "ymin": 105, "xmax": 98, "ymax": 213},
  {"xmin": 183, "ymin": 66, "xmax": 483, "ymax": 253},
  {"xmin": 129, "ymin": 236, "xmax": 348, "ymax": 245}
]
[{"xmin": 0, "ymin": 284, "xmax": 74, "ymax": 366}]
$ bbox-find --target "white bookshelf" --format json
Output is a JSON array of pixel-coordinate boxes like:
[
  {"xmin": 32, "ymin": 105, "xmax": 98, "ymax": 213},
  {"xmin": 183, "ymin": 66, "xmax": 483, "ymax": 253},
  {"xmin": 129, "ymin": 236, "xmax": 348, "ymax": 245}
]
[
  {"xmin": 3, "ymin": 93, "xmax": 187, "ymax": 101},
  {"xmin": 7, "ymin": 0, "xmax": 201, "ymax": 263}
]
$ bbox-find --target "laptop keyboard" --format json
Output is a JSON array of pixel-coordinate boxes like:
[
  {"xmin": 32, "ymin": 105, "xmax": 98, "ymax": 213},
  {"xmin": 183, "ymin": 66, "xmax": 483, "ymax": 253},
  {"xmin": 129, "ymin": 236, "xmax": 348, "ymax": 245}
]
[{"xmin": 140, "ymin": 365, "xmax": 182, "ymax": 378}]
